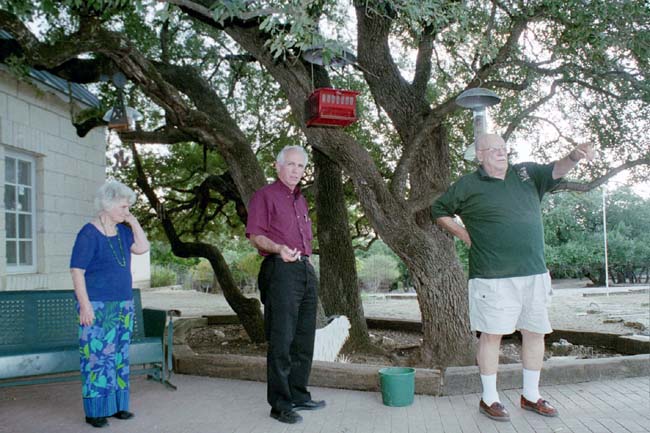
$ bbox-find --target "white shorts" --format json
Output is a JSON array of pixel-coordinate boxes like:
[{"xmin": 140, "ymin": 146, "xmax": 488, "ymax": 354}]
[{"xmin": 468, "ymin": 272, "xmax": 553, "ymax": 335}]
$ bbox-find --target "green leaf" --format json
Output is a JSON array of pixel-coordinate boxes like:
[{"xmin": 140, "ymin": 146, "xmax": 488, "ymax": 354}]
[
  {"xmin": 90, "ymin": 338, "xmax": 104, "ymax": 352},
  {"xmin": 95, "ymin": 375, "xmax": 107, "ymax": 388},
  {"xmin": 105, "ymin": 327, "xmax": 116, "ymax": 343}
]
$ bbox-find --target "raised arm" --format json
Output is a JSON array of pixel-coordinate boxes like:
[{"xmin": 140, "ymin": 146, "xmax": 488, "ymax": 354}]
[
  {"xmin": 552, "ymin": 143, "xmax": 595, "ymax": 179},
  {"xmin": 125, "ymin": 213, "xmax": 150, "ymax": 254}
]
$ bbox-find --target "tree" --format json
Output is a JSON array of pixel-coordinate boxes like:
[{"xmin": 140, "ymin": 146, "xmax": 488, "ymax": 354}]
[{"xmin": 2, "ymin": 0, "xmax": 648, "ymax": 366}]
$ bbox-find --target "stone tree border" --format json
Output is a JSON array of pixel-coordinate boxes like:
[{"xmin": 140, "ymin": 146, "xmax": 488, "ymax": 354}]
[{"xmin": 171, "ymin": 316, "xmax": 650, "ymax": 396}]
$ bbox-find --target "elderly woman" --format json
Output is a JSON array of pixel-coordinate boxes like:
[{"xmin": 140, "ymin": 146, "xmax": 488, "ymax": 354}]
[{"xmin": 70, "ymin": 180, "xmax": 150, "ymax": 428}]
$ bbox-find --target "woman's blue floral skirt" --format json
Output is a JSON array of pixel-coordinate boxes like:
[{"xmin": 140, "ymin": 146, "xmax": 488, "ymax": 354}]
[{"xmin": 78, "ymin": 300, "xmax": 134, "ymax": 417}]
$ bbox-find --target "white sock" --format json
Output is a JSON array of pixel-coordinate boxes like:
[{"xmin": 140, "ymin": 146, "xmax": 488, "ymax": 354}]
[
  {"xmin": 480, "ymin": 374, "xmax": 500, "ymax": 405},
  {"xmin": 522, "ymin": 368, "xmax": 541, "ymax": 402}
]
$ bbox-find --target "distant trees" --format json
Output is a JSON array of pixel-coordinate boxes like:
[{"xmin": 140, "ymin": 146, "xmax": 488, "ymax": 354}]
[{"xmin": 543, "ymin": 187, "xmax": 650, "ymax": 285}]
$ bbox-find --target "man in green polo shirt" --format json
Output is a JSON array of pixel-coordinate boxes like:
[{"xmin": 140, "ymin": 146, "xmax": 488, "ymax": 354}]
[{"xmin": 432, "ymin": 133, "xmax": 594, "ymax": 422}]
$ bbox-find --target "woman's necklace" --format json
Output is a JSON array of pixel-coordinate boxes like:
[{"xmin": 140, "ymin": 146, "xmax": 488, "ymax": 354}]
[{"xmin": 99, "ymin": 218, "xmax": 127, "ymax": 267}]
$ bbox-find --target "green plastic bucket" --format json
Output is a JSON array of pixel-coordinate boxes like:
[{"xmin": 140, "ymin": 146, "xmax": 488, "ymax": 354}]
[{"xmin": 378, "ymin": 367, "xmax": 415, "ymax": 407}]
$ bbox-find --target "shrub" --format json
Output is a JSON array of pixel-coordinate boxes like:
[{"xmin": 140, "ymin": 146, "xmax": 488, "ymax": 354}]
[
  {"xmin": 191, "ymin": 260, "xmax": 215, "ymax": 292},
  {"xmin": 150, "ymin": 265, "xmax": 177, "ymax": 288},
  {"xmin": 358, "ymin": 254, "xmax": 400, "ymax": 292}
]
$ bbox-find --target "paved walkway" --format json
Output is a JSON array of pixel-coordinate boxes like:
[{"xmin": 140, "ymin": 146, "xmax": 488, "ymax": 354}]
[{"xmin": 1, "ymin": 374, "xmax": 648, "ymax": 433}]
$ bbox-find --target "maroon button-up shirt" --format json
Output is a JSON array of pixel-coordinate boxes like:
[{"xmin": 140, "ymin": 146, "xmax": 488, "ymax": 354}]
[{"xmin": 246, "ymin": 180, "xmax": 313, "ymax": 256}]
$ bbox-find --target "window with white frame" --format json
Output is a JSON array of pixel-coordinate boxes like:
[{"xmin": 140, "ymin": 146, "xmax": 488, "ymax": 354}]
[{"xmin": 4, "ymin": 152, "xmax": 36, "ymax": 273}]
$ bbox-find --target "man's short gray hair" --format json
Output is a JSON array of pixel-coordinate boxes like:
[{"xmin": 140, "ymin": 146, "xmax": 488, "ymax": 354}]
[
  {"xmin": 276, "ymin": 146, "xmax": 308, "ymax": 166},
  {"xmin": 475, "ymin": 133, "xmax": 505, "ymax": 151},
  {"xmin": 94, "ymin": 180, "xmax": 136, "ymax": 213}
]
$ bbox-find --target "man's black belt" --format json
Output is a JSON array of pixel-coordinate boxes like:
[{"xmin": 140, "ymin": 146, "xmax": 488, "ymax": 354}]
[{"xmin": 265, "ymin": 254, "xmax": 310, "ymax": 262}]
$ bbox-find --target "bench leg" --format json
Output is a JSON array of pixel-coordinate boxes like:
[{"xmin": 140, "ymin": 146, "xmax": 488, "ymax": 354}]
[
  {"xmin": 146, "ymin": 366, "xmax": 176, "ymax": 390},
  {"xmin": 162, "ymin": 313, "xmax": 176, "ymax": 390},
  {"xmin": 167, "ymin": 316, "xmax": 174, "ymax": 379},
  {"xmin": 162, "ymin": 378, "xmax": 177, "ymax": 390}
]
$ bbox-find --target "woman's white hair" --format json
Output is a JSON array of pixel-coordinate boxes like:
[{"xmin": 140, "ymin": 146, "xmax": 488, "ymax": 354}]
[
  {"xmin": 94, "ymin": 180, "xmax": 136, "ymax": 213},
  {"xmin": 276, "ymin": 145, "xmax": 308, "ymax": 165}
]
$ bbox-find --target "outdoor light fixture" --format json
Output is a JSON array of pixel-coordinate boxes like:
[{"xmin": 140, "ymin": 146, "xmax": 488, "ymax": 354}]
[
  {"xmin": 101, "ymin": 72, "xmax": 142, "ymax": 132},
  {"xmin": 102, "ymin": 90, "xmax": 143, "ymax": 132},
  {"xmin": 105, "ymin": 88, "xmax": 130, "ymax": 132},
  {"xmin": 455, "ymin": 87, "xmax": 501, "ymax": 161}
]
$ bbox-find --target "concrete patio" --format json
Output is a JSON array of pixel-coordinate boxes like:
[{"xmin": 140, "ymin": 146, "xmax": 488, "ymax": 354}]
[
  {"xmin": 1, "ymin": 374, "xmax": 648, "ymax": 433},
  {"xmin": 3, "ymin": 282, "xmax": 647, "ymax": 432}
]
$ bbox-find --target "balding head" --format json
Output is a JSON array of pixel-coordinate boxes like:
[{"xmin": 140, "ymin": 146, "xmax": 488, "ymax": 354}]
[{"xmin": 475, "ymin": 134, "xmax": 506, "ymax": 152}]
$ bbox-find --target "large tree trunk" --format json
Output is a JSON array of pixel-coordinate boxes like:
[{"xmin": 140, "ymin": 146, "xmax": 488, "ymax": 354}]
[
  {"xmin": 315, "ymin": 130, "xmax": 477, "ymax": 367},
  {"xmin": 374, "ymin": 173, "xmax": 476, "ymax": 367},
  {"xmin": 313, "ymin": 149, "xmax": 371, "ymax": 348},
  {"xmin": 407, "ymin": 127, "xmax": 476, "ymax": 367},
  {"xmin": 397, "ymin": 231, "xmax": 476, "ymax": 368}
]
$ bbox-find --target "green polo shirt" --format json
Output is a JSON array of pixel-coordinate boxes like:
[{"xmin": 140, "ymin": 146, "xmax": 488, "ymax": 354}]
[{"xmin": 431, "ymin": 162, "xmax": 560, "ymax": 279}]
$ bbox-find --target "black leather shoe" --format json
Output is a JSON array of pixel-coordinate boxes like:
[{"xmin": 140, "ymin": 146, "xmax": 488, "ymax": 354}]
[
  {"xmin": 270, "ymin": 409, "xmax": 303, "ymax": 424},
  {"xmin": 85, "ymin": 417, "xmax": 109, "ymax": 428},
  {"xmin": 112, "ymin": 411, "xmax": 135, "ymax": 420},
  {"xmin": 292, "ymin": 399, "xmax": 326, "ymax": 411}
]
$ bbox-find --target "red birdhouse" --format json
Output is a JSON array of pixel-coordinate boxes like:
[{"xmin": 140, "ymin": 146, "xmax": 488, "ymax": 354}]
[{"xmin": 306, "ymin": 88, "xmax": 360, "ymax": 127}]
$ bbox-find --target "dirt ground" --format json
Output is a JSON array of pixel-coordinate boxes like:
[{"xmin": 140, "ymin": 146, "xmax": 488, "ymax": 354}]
[
  {"xmin": 143, "ymin": 279, "xmax": 650, "ymax": 336},
  {"xmin": 183, "ymin": 320, "xmax": 627, "ymax": 369},
  {"xmin": 144, "ymin": 279, "xmax": 649, "ymax": 368},
  {"xmin": 186, "ymin": 325, "xmax": 426, "ymax": 366},
  {"xmin": 361, "ymin": 279, "xmax": 650, "ymax": 336}
]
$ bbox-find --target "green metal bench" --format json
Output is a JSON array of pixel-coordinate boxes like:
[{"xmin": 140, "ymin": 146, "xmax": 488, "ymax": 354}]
[{"xmin": 0, "ymin": 289, "xmax": 179, "ymax": 389}]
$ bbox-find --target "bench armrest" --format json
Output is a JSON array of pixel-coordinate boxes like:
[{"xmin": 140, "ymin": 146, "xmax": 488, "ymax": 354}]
[{"xmin": 142, "ymin": 308, "xmax": 181, "ymax": 338}]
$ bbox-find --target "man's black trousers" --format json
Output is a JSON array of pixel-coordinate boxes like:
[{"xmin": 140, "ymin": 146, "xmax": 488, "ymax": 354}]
[{"xmin": 258, "ymin": 256, "xmax": 318, "ymax": 412}]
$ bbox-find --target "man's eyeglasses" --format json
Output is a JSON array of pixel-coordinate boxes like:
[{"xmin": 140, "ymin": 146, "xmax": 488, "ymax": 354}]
[{"xmin": 477, "ymin": 146, "xmax": 508, "ymax": 154}]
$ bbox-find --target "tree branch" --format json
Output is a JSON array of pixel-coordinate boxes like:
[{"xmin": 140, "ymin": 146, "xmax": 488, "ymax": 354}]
[
  {"xmin": 412, "ymin": 29, "xmax": 434, "ymax": 96},
  {"xmin": 475, "ymin": 16, "xmax": 528, "ymax": 82},
  {"xmin": 130, "ymin": 142, "xmax": 265, "ymax": 341},
  {"xmin": 471, "ymin": 2, "xmax": 498, "ymax": 73},
  {"xmin": 354, "ymin": 0, "xmax": 419, "ymax": 128},
  {"xmin": 502, "ymin": 80, "xmax": 562, "ymax": 141},
  {"xmin": 118, "ymin": 128, "xmax": 193, "ymax": 144},
  {"xmin": 554, "ymin": 157, "xmax": 650, "ymax": 192},
  {"xmin": 5, "ymin": 9, "xmax": 266, "ymax": 204}
]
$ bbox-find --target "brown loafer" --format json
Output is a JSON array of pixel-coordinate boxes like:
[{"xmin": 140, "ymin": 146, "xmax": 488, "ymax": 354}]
[
  {"xmin": 479, "ymin": 399, "xmax": 511, "ymax": 422},
  {"xmin": 520, "ymin": 395, "xmax": 559, "ymax": 417}
]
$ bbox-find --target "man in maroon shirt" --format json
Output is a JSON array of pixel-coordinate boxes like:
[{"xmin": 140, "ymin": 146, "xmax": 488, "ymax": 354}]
[{"xmin": 246, "ymin": 146, "xmax": 325, "ymax": 424}]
